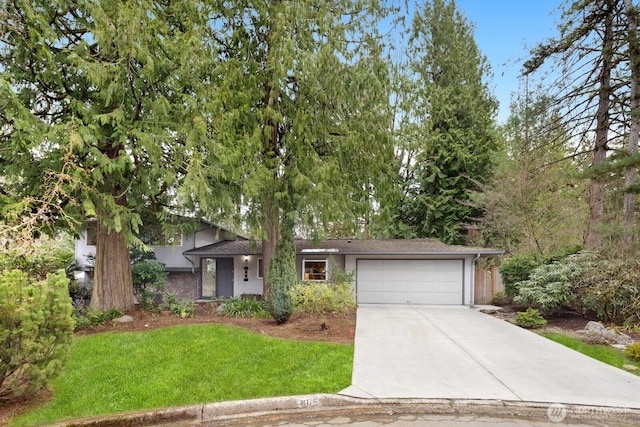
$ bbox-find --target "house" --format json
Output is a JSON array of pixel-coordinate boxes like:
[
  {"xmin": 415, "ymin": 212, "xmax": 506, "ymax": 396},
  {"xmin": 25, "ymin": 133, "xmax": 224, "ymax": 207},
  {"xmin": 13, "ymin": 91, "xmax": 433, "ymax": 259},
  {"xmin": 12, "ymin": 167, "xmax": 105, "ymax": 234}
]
[
  {"xmin": 183, "ymin": 238, "xmax": 503, "ymax": 305},
  {"xmin": 74, "ymin": 219, "xmax": 247, "ymax": 300},
  {"xmin": 75, "ymin": 220, "xmax": 503, "ymax": 305}
]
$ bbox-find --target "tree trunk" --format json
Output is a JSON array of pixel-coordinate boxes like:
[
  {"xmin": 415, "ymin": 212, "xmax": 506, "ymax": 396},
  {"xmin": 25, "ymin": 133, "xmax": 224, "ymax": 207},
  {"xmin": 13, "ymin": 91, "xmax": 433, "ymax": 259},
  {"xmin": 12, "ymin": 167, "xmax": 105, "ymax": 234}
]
[
  {"xmin": 623, "ymin": 0, "xmax": 639, "ymax": 245},
  {"xmin": 585, "ymin": 3, "xmax": 614, "ymax": 250},
  {"xmin": 90, "ymin": 215, "xmax": 135, "ymax": 312}
]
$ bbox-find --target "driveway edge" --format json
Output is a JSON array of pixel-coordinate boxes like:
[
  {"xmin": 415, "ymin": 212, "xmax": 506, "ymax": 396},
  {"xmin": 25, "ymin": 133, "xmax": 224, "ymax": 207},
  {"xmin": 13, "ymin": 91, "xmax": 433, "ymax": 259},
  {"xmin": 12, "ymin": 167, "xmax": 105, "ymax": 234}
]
[{"xmin": 52, "ymin": 394, "xmax": 640, "ymax": 426}]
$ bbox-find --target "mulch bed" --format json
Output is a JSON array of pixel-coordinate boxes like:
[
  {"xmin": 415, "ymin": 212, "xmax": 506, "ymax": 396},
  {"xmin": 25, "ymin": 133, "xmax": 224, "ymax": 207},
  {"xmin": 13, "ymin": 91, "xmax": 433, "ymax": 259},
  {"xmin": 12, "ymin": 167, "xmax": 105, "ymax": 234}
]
[{"xmin": 74, "ymin": 304, "xmax": 357, "ymax": 344}]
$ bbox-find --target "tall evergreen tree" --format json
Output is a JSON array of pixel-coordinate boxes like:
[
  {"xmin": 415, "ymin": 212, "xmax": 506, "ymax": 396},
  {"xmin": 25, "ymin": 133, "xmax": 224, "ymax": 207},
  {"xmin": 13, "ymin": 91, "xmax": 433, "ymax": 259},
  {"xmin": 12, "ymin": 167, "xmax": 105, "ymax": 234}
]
[
  {"xmin": 387, "ymin": 0, "xmax": 498, "ymax": 244},
  {"xmin": 524, "ymin": 0, "xmax": 640, "ymax": 249},
  {"xmin": 180, "ymin": 0, "xmax": 396, "ymax": 293},
  {"xmin": 0, "ymin": 0, "xmax": 212, "ymax": 311}
]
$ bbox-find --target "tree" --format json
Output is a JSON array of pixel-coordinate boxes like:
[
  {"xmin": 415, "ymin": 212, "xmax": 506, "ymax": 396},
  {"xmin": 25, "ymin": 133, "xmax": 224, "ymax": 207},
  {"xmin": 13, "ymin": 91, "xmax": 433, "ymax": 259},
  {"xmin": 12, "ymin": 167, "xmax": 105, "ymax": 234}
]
[
  {"xmin": 523, "ymin": 0, "xmax": 636, "ymax": 249},
  {"xmin": 474, "ymin": 90, "xmax": 588, "ymax": 256},
  {"xmin": 386, "ymin": 0, "xmax": 498, "ymax": 244},
  {"xmin": 0, "ymin": 0, "xmax": 211, "ymax": 311},
  {"xmin": 623, "ymin": 0, "xmax": 640, "ymax": 244},
  {"xmin": 180, "ymin": 0, "xmax": 396, "ymax": 294}
]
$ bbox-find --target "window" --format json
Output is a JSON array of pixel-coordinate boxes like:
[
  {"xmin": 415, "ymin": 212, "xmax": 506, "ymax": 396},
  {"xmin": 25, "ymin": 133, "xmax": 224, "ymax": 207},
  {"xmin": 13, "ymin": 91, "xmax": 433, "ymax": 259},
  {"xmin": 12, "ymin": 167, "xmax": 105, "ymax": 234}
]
[
  {"xmin": 303, "ymin": 259, "xmax": 327, "ymax": 281},
  {"xmin": 86, "ymin": 222, "xmax": 97, "ymax": 246},
  {"xmin": 257, "ymin": 258, "xmax": 264, "ymax": 279}
]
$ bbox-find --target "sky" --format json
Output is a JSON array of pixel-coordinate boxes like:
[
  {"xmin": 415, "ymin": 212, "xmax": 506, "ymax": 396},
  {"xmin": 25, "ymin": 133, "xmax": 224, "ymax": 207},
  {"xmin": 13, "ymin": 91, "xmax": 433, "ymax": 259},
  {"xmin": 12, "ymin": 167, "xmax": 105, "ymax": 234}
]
[{"xmin": 454, "ymin": 0, "xmax": 563, "ymax": 123}]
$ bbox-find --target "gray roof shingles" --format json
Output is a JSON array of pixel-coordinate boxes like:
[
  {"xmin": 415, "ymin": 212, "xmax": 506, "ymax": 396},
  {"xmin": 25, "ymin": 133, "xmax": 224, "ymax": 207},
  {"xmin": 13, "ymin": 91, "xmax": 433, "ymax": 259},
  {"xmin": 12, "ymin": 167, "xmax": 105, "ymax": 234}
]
[{"xmin": 183, "ymin": 238, "xmax": 503, "ymax": 257}]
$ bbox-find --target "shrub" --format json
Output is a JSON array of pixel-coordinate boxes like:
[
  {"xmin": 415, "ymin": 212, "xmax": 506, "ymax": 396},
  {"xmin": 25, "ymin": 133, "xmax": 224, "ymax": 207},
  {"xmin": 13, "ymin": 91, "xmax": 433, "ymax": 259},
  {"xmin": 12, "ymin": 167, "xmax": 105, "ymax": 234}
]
[
  {"xmin": 131, "ymin": 260, "xmax": 167, "ymax": 310},
  {"xmin": 514, "ymin": 308, "xmax": 547, "ymax": 329},
  {"xmin": 266, "ymin": 235, "xmax": 296, "ymax": 325},
  {"xmin": 514, "ymin": 251, "xmax": 596, "ymax": 311},
  {"xmin": 577, "ymin": 255, "xmax": 640, "ymax": 325},
  {"xmin": 290, "ymin": 281, "xmax": 356, "ymax": 315},
  {"xmin": 624, "ymin": 342, "xmax": 640, "ymax": 362},
  {"xmin": 0, "ymin": 247, "xmax": 74, "ymax": 280},
  {"xmin": 162, "ymin": 299, "xmax": 195, "ymax": 318},
  {"xmin": 72, "ymin": 307, "xmax": 122, "ymax": 329},
  {"xmin": 218, "ymin": 297, "xmax": 270, "ymax": 318},
  {"xmin": 499, "ymin": 247, "xmax": 584, "ymax": 297},
  {"xmin": 328, "ymin": 264, "xmax": 354, "ymax": 285},
  {"xmin": 290, "ymin": 281, "xmax": 356, "ymax": 330},
  {"xmin": 68, "ymin": 280, "xmax": 91, "ymax": 309},
  {"xmin": 499, "ymin": 253, "xmax": 544, "ymax": 296},
  {"xmin": 490, "ymin": 291, "xmax": 512, "ymax": 306},
  {"xmin": 0, "ymin": 269, "xmax": 74, "ymax": 401}
]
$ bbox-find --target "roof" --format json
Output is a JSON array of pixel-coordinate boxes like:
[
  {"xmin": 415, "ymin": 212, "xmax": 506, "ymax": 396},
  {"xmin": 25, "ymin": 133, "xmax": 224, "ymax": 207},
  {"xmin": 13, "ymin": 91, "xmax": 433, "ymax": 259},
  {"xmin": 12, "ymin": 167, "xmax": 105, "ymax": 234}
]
[{"xmin": 183, "ymin": 238, "xmax": 503, "ymax": 257}]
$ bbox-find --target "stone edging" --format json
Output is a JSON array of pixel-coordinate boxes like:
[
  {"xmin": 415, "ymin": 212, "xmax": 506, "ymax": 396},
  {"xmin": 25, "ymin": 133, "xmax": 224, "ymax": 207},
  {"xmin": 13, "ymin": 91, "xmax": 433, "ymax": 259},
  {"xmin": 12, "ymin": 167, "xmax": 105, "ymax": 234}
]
[{"xmin": 51, "ymin": 394, "xmax": 640, "ymax": 426}]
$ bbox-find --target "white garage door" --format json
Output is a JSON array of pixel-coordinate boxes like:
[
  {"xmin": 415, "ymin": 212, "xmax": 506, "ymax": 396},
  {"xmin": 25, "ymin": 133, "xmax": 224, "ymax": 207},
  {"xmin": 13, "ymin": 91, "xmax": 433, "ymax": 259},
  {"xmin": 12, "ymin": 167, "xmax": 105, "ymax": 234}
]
[{"xmin": 356, "ymin": 259, "xmax": 464, "ymax": 304}]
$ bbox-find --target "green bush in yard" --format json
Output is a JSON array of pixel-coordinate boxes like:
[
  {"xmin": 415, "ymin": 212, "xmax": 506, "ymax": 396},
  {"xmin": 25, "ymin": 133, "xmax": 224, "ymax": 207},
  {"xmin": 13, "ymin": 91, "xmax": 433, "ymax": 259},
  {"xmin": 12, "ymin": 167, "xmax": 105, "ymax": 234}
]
[
  {"xmin": 290, "ymin": 281, "xmax": 356, "ymax": 315},
  {"xmin": 72, "ymin": 307, "xmax": 122, "ymax": 329},
  {"xmin": 514, "ymin": 308, "xmax": 547, "ymax": 329},
  {"xmin": 499, "ymin": 247, "xmax": 584, "ymax": 297},
  {"xmin": 131, "ymin": 259, "xmax": 167, "ymax": 310},
  {"xmin": 624, "ymin": 342, "xmax": 640, "ymax": 362},
  {"xmin": 576, "ymin": 254, "xmax": 640, "ymax": 325},
  {"xmin": 267, "ymin": 234, "xmax": 296, "ymax": 325},
  {"xmin": 218, "ymin": 297, "xmax": 271, "ymax": 318},
  {"xmin": 499, "ymin": 253, "xmax": 543, "ymax": 296},
  {"xmin": 0, "ymin": 270, "xmax": 74, "ymax": 401},
  {"xmin": 0, "ymin": 247, "xmax": 74, "ymax": 280},
  {"xmin": 514, "ymin": 251, "xmax": 596, "ymax": 311}
]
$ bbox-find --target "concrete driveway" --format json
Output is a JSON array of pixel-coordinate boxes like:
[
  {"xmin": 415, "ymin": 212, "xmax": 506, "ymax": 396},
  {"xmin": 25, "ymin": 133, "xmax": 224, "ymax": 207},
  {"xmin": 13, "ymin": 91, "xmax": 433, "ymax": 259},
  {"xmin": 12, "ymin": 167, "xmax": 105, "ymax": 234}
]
[{"xmin": 340, "ymin": 305, "xmax": 640, "ymax": 408}]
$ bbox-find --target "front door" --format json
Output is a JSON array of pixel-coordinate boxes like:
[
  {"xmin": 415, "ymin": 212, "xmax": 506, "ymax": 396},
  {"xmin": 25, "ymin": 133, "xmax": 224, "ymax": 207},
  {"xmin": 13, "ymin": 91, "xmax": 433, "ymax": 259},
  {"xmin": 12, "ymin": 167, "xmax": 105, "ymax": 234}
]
[
  {"xmin": 201, "ymin": 258, "xmax": 234, "ymax": 298},
  {"xmin": 216, "ymin": 258, "xmax": 234, "ymax": 298}
]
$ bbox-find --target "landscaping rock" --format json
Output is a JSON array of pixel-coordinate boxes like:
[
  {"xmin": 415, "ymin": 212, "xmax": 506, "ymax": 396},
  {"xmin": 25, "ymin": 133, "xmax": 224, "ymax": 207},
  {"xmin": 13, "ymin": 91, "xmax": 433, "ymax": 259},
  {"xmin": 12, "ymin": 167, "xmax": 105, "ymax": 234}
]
[
  {"xmin": 113, "ymin": 315, "xmax": 134, "ymax": 323},
  {"xmin": 623, "ymin": 364, "xmax": 638, "ymax": 371},
  {"xmin": 577, "ymin": 321, "xmax": 633, "ymax": 346}
]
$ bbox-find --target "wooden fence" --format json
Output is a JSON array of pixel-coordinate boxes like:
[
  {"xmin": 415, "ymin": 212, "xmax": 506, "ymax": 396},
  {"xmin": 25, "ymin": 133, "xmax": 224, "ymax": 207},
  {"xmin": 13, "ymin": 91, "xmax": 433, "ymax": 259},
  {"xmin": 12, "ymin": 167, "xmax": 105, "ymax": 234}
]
[{"xmin": 474, "ymin": 265, "xmax": 503, "ymax": 305}]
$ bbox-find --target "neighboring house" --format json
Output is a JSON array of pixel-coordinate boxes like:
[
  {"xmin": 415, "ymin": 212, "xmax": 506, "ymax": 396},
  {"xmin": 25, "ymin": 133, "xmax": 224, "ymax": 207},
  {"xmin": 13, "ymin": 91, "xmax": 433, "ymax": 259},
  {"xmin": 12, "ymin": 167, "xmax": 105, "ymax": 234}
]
[
  {"xmin": 75, "ymin": 221, "xmax": 502, "ymax": 305},
  {"xmin": 183, "ymin": 239, "xmax": 503, "ymax": 305}
]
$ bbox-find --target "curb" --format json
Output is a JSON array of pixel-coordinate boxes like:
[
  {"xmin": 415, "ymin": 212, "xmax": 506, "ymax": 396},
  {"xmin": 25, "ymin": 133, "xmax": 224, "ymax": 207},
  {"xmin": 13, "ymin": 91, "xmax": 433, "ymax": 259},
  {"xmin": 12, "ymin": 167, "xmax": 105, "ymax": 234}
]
[{"xmin": 51, "ymin": 394, "xmax": 640, "ymax": 426}]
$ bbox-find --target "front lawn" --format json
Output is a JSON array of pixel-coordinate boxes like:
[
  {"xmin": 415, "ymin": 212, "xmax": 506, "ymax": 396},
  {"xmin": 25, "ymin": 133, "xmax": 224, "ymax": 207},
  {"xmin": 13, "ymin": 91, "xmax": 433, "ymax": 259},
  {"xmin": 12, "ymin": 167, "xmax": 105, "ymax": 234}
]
[
  {"xmin": 540, "ymin": 332, "xmax": 640, "ymax": 376},
  {"xmin": 12, "ymin": 324, "xmax": 353, "ymax": 427}
]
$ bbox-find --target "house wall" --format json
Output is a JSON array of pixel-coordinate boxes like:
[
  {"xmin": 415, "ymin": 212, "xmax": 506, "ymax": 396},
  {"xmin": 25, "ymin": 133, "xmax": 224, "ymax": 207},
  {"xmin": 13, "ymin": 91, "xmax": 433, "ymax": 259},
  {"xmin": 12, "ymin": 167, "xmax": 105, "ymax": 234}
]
[
  {"xmin": 165, "ymin": 271, "xmax": 199, "ymax": 300},
  {"xmin": 233, "ymin": 255, "xmax": 263, "ymax": 297},
  {"xmin": 344, "ymin": 254, "xmax": 477, "ymax": 305},
  {"xmin": 195, "ymin": 227, "xmax": 238, "ymax": 247},
  {"xmin": 75, "ymin": 226, "xmax": 95, "ymax": 270},
  {"xmin": 75, "ymin": 223, "xmax": 233, "ymax": 271},
  {"xmin": 229, "ymin": 254, "xmax": 348, "ymax": 298},
  {"xmin": 153, "ymin": 233, "xmax": 195, "ymax": 270}
]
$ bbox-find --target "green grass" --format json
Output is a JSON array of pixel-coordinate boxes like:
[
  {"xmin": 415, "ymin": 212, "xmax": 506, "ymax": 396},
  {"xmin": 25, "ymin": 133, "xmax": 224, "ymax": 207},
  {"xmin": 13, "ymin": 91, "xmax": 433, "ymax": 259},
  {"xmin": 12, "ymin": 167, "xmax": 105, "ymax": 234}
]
[
  {"xmin": 540, "ymin": 332, "xmax": 640, "ymax": 376},
  {"xmin": 12, "ymin": 324, "xmax": 353, "ymax": 427}
]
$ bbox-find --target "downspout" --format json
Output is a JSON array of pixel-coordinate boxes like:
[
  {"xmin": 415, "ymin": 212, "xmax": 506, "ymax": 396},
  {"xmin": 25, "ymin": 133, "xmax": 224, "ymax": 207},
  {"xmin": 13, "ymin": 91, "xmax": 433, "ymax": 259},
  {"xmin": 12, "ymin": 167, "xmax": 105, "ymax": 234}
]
[
  {"xmin": 471, "ymin": 253, "xmax": 481, "ymax": 307},
  {"xmin": 183, "ymin": 253, "xmax": 196, "ymax": 274},
  {"xmin": 185, "ymin": 227, "xmax": 203, "ymax": 275}
]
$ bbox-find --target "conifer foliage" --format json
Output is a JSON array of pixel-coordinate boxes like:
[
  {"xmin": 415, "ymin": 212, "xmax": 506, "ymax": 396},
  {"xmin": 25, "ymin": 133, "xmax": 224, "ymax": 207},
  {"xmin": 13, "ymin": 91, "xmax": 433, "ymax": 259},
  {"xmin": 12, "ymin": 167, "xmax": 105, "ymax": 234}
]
[
  {"xmin": 0, "ymin": 0, "xmax": 212, "ymax": 311},
  {"xmin": 389, "ymin": 0, "xmax": 498, "ymax": 244},
  {"xmin": 0, "ymin": 270, "xmax": 74, "ymax": 401}
]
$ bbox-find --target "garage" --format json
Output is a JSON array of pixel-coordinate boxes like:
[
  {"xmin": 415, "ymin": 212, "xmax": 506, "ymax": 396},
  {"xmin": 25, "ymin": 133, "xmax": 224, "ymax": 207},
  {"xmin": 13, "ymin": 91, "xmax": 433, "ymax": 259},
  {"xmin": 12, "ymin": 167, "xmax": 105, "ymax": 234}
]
[{"xmin": 356, "ymin": 259, "xmax": 464, "ymax": 304}]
